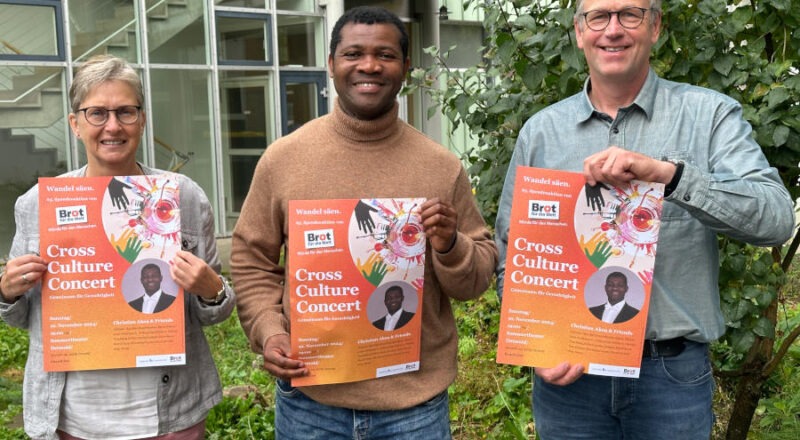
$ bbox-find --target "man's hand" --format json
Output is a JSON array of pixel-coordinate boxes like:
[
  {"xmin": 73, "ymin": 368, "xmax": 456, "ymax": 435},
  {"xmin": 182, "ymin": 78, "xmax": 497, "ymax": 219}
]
[
  {"xmin": 262, "ymin": 334, "xmax": 308, "ymax": 381},
  {"xmin": 420, "ymin": 198, "xmax": 457, "ymax": 253},
  {"xmin": 583, "ymin": 146, "xmax": 676, "ymax": 187},
  {"xmin": 535, "ymin": 362, "xmax": 584, "ymax": 386}
]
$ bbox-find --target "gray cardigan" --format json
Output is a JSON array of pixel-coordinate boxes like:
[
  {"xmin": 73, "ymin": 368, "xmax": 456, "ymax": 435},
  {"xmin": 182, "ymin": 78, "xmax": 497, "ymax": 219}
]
[{"xmin": 0, "ymin": 165, "xmax": 234, "ymax": 439}]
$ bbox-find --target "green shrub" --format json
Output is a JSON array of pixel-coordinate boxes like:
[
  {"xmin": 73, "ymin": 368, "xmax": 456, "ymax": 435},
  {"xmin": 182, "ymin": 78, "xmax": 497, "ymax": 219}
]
[{"xmin": 205, "ymin": 393, "xmax": 275, "ymax": 440}]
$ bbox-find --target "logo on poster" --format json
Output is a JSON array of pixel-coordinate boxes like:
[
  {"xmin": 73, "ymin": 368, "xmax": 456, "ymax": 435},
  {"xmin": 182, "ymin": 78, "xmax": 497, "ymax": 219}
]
[
  {"xmin": 528, "ymin": 200, "xmax": 559, "ymax": 220},
  {"xmin": 305, "ymin": 228, "xmax": 334, "ymax": 249},
  {"xmin": 56, "ymin": 205, "xmax": 88, "ymax": 226}
]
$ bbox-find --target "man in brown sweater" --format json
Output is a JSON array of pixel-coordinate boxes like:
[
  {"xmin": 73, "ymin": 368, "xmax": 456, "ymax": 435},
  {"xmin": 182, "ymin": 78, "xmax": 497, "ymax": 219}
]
[{"xmin": 231, "ymin": 6, "xmax": 497, "ymax": 439}]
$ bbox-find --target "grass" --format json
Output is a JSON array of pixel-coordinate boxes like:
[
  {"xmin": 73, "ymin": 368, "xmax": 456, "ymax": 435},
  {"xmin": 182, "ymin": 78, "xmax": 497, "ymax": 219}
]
[
  {"xmin": 0, "ymin": 322, "xmax": 27, "ymax": 439},
  {"xmin": 2, "ymin": 270, "xmax": 800, "ymax": 439}
]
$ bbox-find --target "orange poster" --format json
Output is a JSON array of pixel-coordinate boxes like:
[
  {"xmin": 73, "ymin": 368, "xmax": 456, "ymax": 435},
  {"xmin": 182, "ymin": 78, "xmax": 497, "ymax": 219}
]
[
  {"xmin": 288, "ymin": 198, "xmax": 426, "ymax": 386},
  {"xmin": 497, "ymin": 167, "xmax": 663, "ymax": 378},
  {"xmin": 39, "ymin": 175, "xmax": 185, "ymax": 372}
]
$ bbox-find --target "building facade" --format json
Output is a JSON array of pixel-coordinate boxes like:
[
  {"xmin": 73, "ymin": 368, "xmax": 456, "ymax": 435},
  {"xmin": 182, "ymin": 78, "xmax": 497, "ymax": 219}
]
[{"xmin": 0, "ymin": 0, "xmax": 483, "ymax": 256}]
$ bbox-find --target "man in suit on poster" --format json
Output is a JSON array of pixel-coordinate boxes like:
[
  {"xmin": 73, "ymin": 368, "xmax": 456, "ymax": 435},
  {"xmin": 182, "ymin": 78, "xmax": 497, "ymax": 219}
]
[
  {"xmin": 372, "ymin": 285, "xmax": 415, "ymax": 331},
  {"xmin": 589, "ymin": 272, "xmax": 640, "ymax": 324},
  {"xmin": 128, "ymin": 263, "xmax": 176, "ymax": 314}
]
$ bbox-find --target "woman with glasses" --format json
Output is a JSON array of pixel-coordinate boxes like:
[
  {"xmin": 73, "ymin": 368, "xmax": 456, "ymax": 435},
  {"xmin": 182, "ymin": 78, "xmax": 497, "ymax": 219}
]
[{"xmin": 0, "ymin": 54, "xmax": 235, "ymax": 440}]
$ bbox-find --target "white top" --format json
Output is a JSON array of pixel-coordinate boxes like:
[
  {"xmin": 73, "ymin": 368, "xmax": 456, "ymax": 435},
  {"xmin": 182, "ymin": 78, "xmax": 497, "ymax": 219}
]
[
  {"xmin": 382, "ymin": 309, "xmax": 403, "ymax": 331},
  {"xmin": 601, "ymin": 301, "xmax": 627, "ymax": 323},
  {"xmin": 58, "ymin": 369, "xmax": 159, "ymax": 439},
  {"xmin": 141, "ymin": 289, "xmax": 164, "ymax": 314}
]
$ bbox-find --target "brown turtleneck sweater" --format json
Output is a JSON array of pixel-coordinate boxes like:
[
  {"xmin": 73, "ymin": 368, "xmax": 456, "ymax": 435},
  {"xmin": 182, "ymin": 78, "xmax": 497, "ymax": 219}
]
[{"xmin": 231, "ymin": 100, "xmax": 497, "ymax": 410}]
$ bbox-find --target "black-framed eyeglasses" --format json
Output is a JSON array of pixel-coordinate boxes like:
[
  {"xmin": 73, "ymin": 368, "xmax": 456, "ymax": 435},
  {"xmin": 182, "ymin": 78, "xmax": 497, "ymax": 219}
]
[
  {"xmin": 581, "ymin": 7, "xmax": 652, "ymax": 31},
  {"xmin": 78, "ymin": 106, "xmax": 141, "ymax": 126}
]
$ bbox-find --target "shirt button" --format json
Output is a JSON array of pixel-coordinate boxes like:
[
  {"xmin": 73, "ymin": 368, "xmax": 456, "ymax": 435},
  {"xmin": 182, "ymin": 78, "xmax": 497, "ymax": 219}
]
[
  {"xmin": 683, "ymin": 194, "xmax": 691, "ymax": 202},
  {"xmin": 612, "ymin": 128, "xmax": 619, "ymax": 134},
  {"xmin": 162, "ymin": 375, "xmax": 170, "ymax": 383}
]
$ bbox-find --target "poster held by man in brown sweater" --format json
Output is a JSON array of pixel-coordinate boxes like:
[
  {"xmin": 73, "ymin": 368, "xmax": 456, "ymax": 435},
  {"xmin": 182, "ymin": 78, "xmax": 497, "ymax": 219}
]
[{"xmin": 231, "ymin": 6, "xmax": 498, "ymax": 439}]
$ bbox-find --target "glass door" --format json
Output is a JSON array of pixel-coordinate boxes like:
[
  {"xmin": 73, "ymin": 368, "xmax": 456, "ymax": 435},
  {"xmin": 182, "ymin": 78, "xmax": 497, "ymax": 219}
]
[
  {"xmin": 279, "ymin": 71, "xmax": 327, "ymax": 134},
  {"xmin": 219, "ymin": 73, "xmax": 274, "ymax": 224}
]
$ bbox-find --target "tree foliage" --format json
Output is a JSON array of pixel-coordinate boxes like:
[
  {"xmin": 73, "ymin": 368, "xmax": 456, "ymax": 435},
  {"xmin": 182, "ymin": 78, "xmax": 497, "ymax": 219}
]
[
  {"xmin": 410, "ymin": 0, "xmax": 584, "ymax": 227},
  {"xmin": 408, "ymin": 0, "xmax": 799, "ymax": 224},
  {"xmin": 407, "ymin": 0, "xmax": 800, "ymax": 438}
]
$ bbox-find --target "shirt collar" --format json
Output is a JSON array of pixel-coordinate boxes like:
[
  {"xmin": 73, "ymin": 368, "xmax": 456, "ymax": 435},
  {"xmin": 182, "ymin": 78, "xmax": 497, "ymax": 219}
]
[
  {"xmin": 578, "ymin": 68, "xmax": 659, "ymax": 122},
  {"xmin": 604, "ymin": 300, "xmax": 626, "ymax": 312},
  {"xmin": 144, "ymin": 289, "xmax": 163, "ymax": 301},
  {"xmin": 386, "ymin": 309, "xmax": 403, "ymax": 319},
  {"xmin": 76, "ymin": 162, "xmax": 158, "ymax": 177}
]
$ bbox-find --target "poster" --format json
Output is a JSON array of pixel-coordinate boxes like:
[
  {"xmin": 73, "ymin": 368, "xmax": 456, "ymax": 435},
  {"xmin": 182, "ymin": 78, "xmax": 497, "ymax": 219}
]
[
  {"xmin": 39, "ymin": 175, "xmax": 185, "ymax": 371},
  {"xmin": 496, "ymin": 167, "xmax": 664, "ymax": 377},
  {"xmin": 288, "ymin": 198, "xmax": 426, "ymax": 386}
]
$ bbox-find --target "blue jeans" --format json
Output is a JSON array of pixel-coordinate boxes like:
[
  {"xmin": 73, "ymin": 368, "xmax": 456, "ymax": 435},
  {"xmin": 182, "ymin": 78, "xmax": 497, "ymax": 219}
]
[
  {"xmin": 533, "ymin": 341, "xmax": 714, "ymax": 440},
  {"xmin": 275, "ymin": 380, "xmax": 451, "ymax": 439}
]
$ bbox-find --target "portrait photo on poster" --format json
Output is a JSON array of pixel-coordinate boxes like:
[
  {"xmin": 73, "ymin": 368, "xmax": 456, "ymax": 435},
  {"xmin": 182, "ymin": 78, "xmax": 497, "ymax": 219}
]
[
  {"xmin": 584, "ymin": 266, "xmax": 644, "ymax": 324},
  {"xmin": 367, "ymin": 281, "xmax": 419, "ymax": 331},
  {"xmin": 121, "ymin": 258, "xmax": 179, "ymax": 314}
]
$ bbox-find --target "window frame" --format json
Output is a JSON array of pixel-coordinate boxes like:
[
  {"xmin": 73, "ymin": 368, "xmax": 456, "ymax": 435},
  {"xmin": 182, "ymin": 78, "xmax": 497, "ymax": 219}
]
[{"xmin": 0, "ymin": 0, "xmax": 65, "ymax": 61}]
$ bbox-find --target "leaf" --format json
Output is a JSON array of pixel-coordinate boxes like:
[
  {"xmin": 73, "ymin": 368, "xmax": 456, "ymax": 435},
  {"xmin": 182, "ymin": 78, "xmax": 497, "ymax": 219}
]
[
  {"xmin": 732, "ymin": 331, "xmax": 756, "ymax": 354},
  {"xmin": 753, "ymin": 317, "xmax": 776, "ymax": 338},
  {"xmin": 520, "ymin": 62, "xmax": 547, "ymax": 91},
  {"xmin": 713, "ymin": 55, "xmax": 736, "ymax": 76},
  {"xmin": 722, "ymin": 298, "xmax": 752, "ymax": 321},
  {"xmin": 772, "ymin": 125, "xmax": 790, "ymax": 146},
  {"xmin": 513, "ymin": 14, "xmax": 537, "ymax": 29},
  {"xmin": 767, "ymin": 87, "xmax": 790, "ymax": 109},
  {"xmin": 561, "ymin": 44, "xmax": 583, "ymax": 72}
]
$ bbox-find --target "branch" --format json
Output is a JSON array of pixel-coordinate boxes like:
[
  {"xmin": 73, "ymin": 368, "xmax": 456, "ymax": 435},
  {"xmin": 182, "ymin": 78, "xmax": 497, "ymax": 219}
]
[
  {"xmin": 763, "ymin": 315, "xmax": 800, "ymax": 378},
  {"xmin": 780, "ymin": 232, "xmax": 799, "ymax": 272}
]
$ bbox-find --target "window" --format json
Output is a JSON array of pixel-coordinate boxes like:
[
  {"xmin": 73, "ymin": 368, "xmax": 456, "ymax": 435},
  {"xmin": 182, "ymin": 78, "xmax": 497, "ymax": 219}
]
[
  {"xmin": 277, "ymin": 15, "xmax": 323, "ymax": 67},
  {"xmin": 276, "ymin": 0, "xmax": 315, "ymax": 12},
  {"xmin": 70, "ymin": 0, "xmax": 137, "ymax": 62},
  {"xmin": 150, "ymin": 69, "xmax": 215, "ymax": 206},
  {"xmin": 219, "ymin": 70, "xmax": 275, "ymax": 218},
  {"xmin": 215, "ymin": 0, "xmax": 265, "ymax": 8},
  {"xmin": 0, "ymin": 0, "xmax": 63, "ymax": 60},
  {"xmin": 439, "ymin": 22, "xmax": 484, "ymax": 69},
  {"xmin": 147, "ymin": 0, "xmax": 208, "ymax": 65},
  {"xmin": 0, "ymin": 66, "xmax": 68, "ymax": 255},
  {"xmin": 216, "ymin": 12, "xmax": 272, "ymax": 65}
]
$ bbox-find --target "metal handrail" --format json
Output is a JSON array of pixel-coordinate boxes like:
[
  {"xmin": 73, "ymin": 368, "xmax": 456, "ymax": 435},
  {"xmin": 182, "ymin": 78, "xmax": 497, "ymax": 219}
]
[
  {"xmin": 74, "ymin": 0, "xmax": 173, "ymax": 62},
  {"xmin": 1, "ymin": 39, "xmax": 23, "ymax": 55},
  {"xmin": 1, "ymin": 37, "xmax": 61, "ymax": 106},
  {"xmin": 154, "ymin": 136, "xmax": 193, "ymax": 172},
  {"xmin": 0, "ymin": 71, "xmax": 61, "ymax": 105}
]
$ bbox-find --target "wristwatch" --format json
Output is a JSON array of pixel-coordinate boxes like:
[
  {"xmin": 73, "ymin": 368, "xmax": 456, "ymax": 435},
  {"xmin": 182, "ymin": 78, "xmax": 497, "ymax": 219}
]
[
  {"xmin": 664, "ymin": 160, "xmax": 684, "ymax": 197},
  {"xmin": 199, "ymin": 275, "xmax": 227, "ymax": 306}
]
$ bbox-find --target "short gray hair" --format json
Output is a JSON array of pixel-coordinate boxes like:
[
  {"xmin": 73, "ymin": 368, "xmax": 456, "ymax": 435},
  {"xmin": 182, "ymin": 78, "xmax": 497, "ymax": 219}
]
[{"xmin": 69, "ymin": 55, "xmax": 143, "ymax": 113}]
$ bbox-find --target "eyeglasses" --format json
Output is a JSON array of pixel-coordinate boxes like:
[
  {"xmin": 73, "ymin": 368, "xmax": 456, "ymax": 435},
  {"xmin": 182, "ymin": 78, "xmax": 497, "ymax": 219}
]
[
  {"xmin": 78, "ymin": 106, "xmax": 141, "ymax": 126},
  {"xmin": 580, "ymin": 7, "xmax": 652, "ymax": 31}
]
